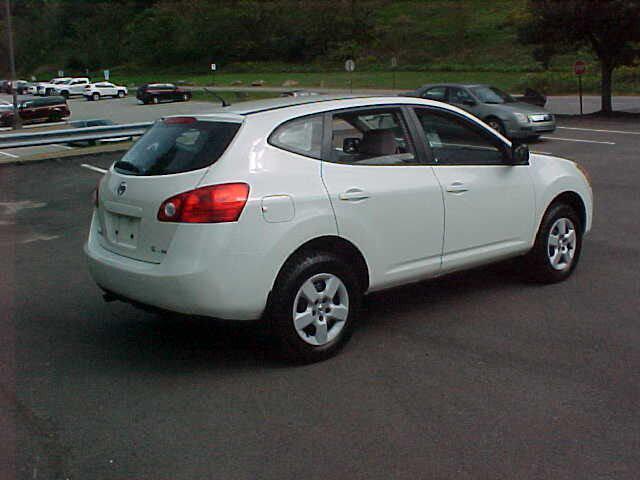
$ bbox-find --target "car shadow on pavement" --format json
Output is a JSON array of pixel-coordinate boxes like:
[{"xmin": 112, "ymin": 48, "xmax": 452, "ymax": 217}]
[
  {"xmin": 360, "ymin": 258, "xmax": 525, "ymax": 327},
  {"xmin": 87, "ymin": 260, "xmax": 526, "ymax": 371}
]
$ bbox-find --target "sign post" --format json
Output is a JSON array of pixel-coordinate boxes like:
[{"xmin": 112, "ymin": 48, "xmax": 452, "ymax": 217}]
[
  {"xmin": 211, "ymin": 63, "xmax": 217, "ymax": 86},
  {"xmin": 574, "ymin": 60, "xmax": 586, "ymax": 115},
  {"xmin": 58, "ymin": 70, "xmax": 64, "ymax": 78},
  {"xmin": 345, "ymin": 59, "xmax": 355, "ymax": 93},
  {"xmin": 391, "ymin": 56, "xmax": 398, "ymax": 90},
  {"xmin": 104, "ymin": 69, "xmax": 110, "ymax": 81}
]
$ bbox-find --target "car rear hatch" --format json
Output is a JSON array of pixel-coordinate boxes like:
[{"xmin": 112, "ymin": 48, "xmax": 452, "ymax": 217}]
[{"xmin": 95, "ymin": 115, "xmax": 243, "ymax": 263}]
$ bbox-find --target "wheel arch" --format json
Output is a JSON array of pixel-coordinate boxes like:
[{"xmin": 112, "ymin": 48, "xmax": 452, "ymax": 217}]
[
  {"xmin": 273, "ymin": 235, "xmax": 370, "ymax": 294},
  {"xmin": 547, "ymin": 191, "xmax": 587, "ymax": 232}
]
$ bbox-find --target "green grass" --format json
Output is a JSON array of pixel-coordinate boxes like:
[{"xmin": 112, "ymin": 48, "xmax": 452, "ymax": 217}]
[{"xmin": 102, "ymin": 69, "xmax": 639, "ymax": 95}]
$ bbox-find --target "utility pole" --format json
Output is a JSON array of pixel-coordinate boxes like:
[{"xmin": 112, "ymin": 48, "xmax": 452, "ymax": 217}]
[{"xmin": 5, "ymin": 0, "xmax": 21, "ymax": 129}]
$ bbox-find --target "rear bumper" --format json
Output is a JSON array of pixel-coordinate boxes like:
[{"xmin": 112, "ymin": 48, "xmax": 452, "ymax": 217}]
[{"xmin": 84, "ymin": 213, "xmax": 269, "ymax": 320}]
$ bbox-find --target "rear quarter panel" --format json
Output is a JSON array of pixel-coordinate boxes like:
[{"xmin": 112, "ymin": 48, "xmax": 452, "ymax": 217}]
[{"xmin": 197, "ymin": 115, "xmax": 338, "ymax": 311}]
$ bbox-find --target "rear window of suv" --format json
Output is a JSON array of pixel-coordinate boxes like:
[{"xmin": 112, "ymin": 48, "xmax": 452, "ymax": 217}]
[{"xmin": 114, "ymin": 118, "xmax": 241, "ymax": 176}]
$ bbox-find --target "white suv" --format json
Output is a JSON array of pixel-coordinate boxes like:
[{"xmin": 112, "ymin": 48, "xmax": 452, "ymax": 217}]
[
  {"xmin": 83, "ymin": 82, "xmax": 128, "ymax": 101},
  {"xmin": 53, "ymin": 77, "xmax": 90, "ymax": 98},
  {"xmin": 85, "ymin": 96, "xmax": 593, "ymax": 362}
]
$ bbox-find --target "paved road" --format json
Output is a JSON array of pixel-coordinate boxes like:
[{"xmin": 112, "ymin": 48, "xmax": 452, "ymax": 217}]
[{"xmin": 1, "ymin": 116, "xmax": 639, "ymax": 480}]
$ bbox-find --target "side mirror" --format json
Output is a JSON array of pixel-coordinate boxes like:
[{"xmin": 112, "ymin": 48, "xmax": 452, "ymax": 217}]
[{"xmin": 509, "ymin": 143, "xmax": 530, "ymax": 165}]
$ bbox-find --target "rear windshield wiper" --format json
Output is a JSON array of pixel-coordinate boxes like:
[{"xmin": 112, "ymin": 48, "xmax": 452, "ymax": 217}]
[{"xmin": 114, "ymin": 160, "xmax": 141, "ymax": 174}]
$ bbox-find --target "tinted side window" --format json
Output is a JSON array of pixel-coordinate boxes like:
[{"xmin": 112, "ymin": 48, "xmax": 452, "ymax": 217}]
[
  {"xmin": 413, "ymin": 108, "xmax": 506, "ymax": 165},
  {"xmin": 328, "ymin": 107, "xmax": 418, "ymax": 166},
  {"xmin": 269, "ymin": 115, "xmax": 323, "ymax": 159},
  {"xmin": 448, "ymin": 87, "xmax": 474, "ymax": 104},
  {"xmin": 422, "ymin": 87, "xmax": 447, "ymax": 101}
]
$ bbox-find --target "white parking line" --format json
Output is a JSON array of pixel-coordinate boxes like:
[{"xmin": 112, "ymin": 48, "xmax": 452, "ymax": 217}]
[
  {"xmin": 80, "ymin": 163, "xmax": 107, "ymax": 174},
  {"xmin": 557, "ymin": 126, "xmax": 640, "ymax": 135},
  {"xmin": 51, "ymin": 144, "xmax": 74, "ymax": 150},
  {"xmin": 540, "ymin": 136, "xmax": 615, "ymax": 145},
  {"xmin": 0, "ymin": 150, "xmax": 19, "ymax": 158}
]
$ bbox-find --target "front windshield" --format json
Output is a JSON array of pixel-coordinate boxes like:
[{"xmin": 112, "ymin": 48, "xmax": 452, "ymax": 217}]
[{"xmin": 470, "ymin": 86, "xmax": 516, "ymax": 104}]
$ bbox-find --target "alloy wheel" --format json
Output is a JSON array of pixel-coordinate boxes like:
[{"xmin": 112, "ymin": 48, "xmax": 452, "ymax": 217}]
[
  {"xmin": 292, "ymin": 273, "xmax": 349, "ymax": 346},
  {"xmin": 547, "ymin": 217, "xmax": 577, "ymax": 271}
]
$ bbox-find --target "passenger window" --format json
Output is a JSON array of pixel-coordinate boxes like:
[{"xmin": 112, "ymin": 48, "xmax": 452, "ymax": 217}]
[
  {"xmin": 414, "ymin": 108, "xmax": 506, "ymax": 165},
  {"xmin": 448, "ymin": 87, "xmax": 474, "ymax": 105},
  {"xmin": 422, "ymin": 87, "xmax": 446, "ymax": 101},
  {"xmin": 328, "ymin": 108, "xmax": 418, "ymax": 165},
  {"xmin": 269, "ymin": 115, "xmax": 323, "ymax": 159}
]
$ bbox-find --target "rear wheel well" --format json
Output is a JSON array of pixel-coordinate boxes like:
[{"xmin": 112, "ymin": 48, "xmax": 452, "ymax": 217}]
[
  {"xmin": 276, "ymin": 236, "xmax": 370, "ymax": 293},
  {"xmin": 548, "ymin": 191, "xmax": 587, "ymax": 232}
]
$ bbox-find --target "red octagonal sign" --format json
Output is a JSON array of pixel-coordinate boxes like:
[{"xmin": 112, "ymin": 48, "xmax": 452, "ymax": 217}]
[{"xmin": 574, "ymin": 60, "xmax": 587, "ymax": 75}]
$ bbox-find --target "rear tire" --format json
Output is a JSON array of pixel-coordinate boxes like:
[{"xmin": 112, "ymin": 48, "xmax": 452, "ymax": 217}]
[
  {"xmin": 268, "ymin": 251, "xmax": 362, "ymax": 363},
  {"xmin": 182, "ymin": 93, "xmax": 189, "ymax": 102},
  {"xmin": 48, "ymin": 112, "xmax": 61, "ymax": 123},
  {"xmin": 523, "ymin": 203, "xmax": 583, "ymax": 283},
  {"xmin": 92, "ymin": 92, "xmax": 100, "ymax": 101}
]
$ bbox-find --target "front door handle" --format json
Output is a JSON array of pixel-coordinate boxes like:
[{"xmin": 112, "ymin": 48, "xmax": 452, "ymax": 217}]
[
  {"xmin": 339, "ymin": 188, "xmax": 370, "ymax": 201},
  {"xmin": 446, "ymin": 182, "xmax": 469, "ymax": 193}
]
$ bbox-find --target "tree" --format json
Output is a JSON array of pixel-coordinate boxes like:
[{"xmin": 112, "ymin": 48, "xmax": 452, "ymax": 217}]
[{"xmin": 519, "ymin": 0, "xmax": 640, "ymax": 113}]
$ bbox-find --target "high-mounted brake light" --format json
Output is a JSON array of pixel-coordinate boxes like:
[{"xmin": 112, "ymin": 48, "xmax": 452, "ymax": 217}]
[
  {"xmin": 163, "ymin": 116, "xmax": 197, "ymax": 125},
  {"xmin": 158, "ymin": 183, "xmax": 250, "ymax": 223}
]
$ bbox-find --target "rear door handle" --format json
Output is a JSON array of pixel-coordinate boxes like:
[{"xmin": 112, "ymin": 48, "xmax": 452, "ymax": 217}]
[
  {"xmin": 339, "ymin": 188, "xmax": 370, "ymax": 201},
  {"xmin": 446, "ymin": 182, "xmax": 469, "ymax": 193}
]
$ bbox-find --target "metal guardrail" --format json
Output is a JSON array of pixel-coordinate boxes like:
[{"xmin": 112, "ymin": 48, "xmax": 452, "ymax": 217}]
[{"xmin": 0, "ymin": 122, "xmax": 153, "ymax": 149}]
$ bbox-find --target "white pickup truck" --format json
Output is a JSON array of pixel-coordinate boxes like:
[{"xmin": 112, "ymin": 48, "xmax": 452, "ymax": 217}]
[
  {"xmin": 52, "ymin": 77, "xmax": 91, "ymax": 98},
  {"xmin": 36, "ymin": 77, "xmax": 71, "ymax": 96}
]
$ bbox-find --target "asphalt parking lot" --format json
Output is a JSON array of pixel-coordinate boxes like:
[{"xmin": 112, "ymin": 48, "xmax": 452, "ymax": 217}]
[
  {"xmin": 1, "ymin": 91, "xmax": 639, "ymax": 161},
  {"xmin": 1, "ymin": 113, "xmax": 639, "ymax": 479}
]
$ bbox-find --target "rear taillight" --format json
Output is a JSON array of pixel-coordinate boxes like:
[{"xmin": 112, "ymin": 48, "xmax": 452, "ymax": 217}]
[{"xmin": 158, "ymin": 183, "xmax": 250, "ymax": 223}]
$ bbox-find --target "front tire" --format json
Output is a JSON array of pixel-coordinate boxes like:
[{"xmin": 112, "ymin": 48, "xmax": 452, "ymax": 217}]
[
  {"xmin": 486, "ymin": 117, "xmax": 506, "ymax": 136},
  {"xmin": 152, "ymin": 96, "xmax": 159, "ymax": 104},
  {"xmin": 92, "ymin": 92, "xmax": 100, "ymax": 101},
  {"xmin": 523, "ymin": 203, "xmax": 582, "ymax": 283},
  {"xmin": 269, "ymin": 251, "xmax": 362, "ymax": 363},
  {"xmin": 117, "ymin": 90, "xmax": 125, "ymax": 98}
]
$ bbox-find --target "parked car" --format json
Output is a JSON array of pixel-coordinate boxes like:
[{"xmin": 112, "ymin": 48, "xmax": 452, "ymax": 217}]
[
  {"xmin": 11, "ymin": 80, "xmax": 31, "ymax": 94},
  {"xmin": 83, "ymin": 82, "xmax": 128, "ymax": 101},
  {"xmin": 85, "ymin": 95, "xmax": 592, "ymax": 362},
  {"xmin": 37, "ymin": 77, "xmax": 72, "ymax": 96},
  {"xmin": 53, "ymin": 77, "xmax": 91, "ymax": 98},
  {"xmin": 0, "ymin": 96, "xmax": 70, "ymax": 127},
  {"xmin": 0, "ymin": 80, "xmax": 9, "ymax": 93},
  {"xmin": 136, "ymin": 83, "xmax": 191, "ymax": 104},
  {"xmin": 406, "ymin": 84, "xmax": 556, "ymax": 140}
]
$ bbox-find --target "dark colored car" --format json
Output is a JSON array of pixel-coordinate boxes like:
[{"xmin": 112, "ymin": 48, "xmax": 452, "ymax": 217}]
[
  {"xmin": 0, "ymin": 96, "xmax": 70, "ymax": 127},
  {"xmin": 136, "ymin": 83, "xmax": 192, "ymax": 105},
  {"xmin": 0, "ymin": 80, "xmax": 11, "ymax": 93}
]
